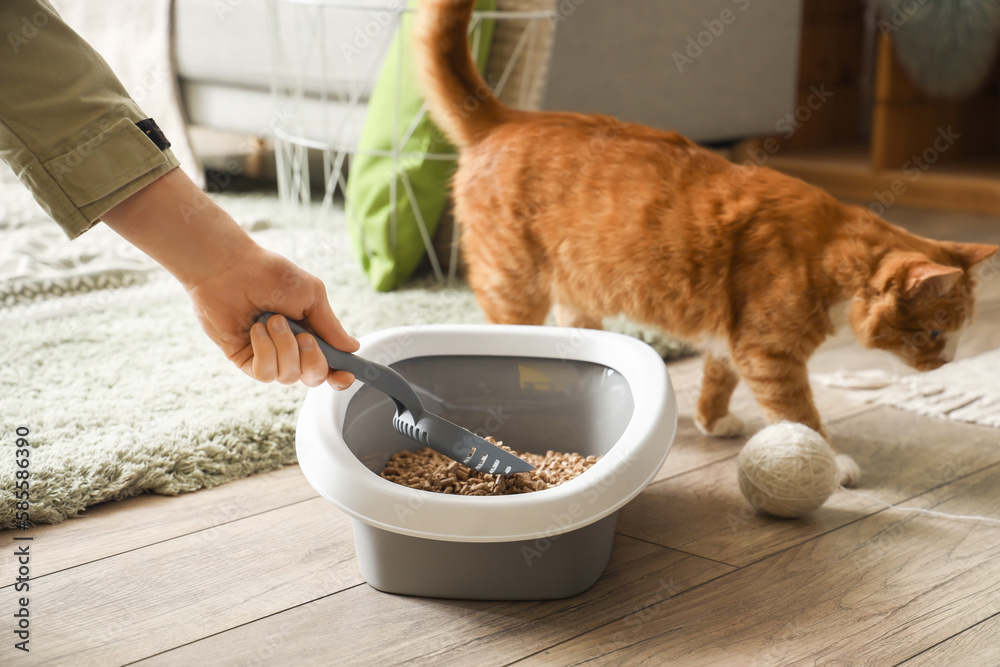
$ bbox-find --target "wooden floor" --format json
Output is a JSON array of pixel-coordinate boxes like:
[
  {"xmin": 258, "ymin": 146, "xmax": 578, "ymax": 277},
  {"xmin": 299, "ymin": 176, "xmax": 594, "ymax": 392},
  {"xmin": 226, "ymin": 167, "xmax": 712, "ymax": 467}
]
[{"xmin": 4, "ymin": 206, "xmax": 1000, "ymax": 666}]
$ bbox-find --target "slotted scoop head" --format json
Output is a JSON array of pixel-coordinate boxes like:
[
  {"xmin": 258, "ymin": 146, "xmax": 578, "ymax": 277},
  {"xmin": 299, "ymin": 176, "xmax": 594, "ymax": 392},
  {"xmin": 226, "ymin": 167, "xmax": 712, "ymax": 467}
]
[{"xmin": 257, "ymin": 313, "xmax": 534, "ymax": 474}]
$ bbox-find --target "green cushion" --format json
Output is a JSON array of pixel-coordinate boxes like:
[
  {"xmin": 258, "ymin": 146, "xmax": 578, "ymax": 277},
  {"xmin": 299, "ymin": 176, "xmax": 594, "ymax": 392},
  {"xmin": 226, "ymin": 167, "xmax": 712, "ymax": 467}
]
[{"xmin": 346, "ymin": 0, "xmax": 496, "ymax": 292}]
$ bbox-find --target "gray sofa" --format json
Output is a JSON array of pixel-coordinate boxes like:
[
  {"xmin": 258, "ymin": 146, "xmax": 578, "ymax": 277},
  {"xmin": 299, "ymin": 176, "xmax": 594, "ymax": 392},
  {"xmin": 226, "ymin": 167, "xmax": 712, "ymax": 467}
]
[
  {"xmin": 542, "ymin": 0, "xmax": 804, "ymax": 143},
  {"xmin": 174, "ymin": 0, "xmax": 803, "ymax": 152}
]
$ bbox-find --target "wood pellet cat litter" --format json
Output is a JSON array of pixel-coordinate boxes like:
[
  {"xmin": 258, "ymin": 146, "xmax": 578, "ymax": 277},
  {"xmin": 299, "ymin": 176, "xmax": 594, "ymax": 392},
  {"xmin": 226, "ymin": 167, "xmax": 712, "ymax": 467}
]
[{"xmin": 380, "ymin": 437, "xmax": 599, "ymax": 495}]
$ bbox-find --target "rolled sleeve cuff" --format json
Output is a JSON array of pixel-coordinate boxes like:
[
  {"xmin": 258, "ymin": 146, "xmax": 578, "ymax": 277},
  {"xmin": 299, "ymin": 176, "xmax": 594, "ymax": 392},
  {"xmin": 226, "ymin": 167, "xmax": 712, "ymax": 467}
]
[{"xmin": 9, "ymin": 103, "xmax": 181, "ymax": 239}]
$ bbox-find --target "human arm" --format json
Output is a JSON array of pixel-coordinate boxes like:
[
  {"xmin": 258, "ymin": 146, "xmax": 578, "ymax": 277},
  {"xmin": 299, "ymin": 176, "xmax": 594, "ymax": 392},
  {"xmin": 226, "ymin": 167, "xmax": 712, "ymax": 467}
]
[
  {"xmin": 1, "ymin": 1, "xmax": 358, "ymax": 387},
  {"xmin": 101, "ymin": 167, "xmax": 359, "ymax": 388},
  {"xmin": 0, "ymin": 0, "xmax": 178, "ymax": 237}
]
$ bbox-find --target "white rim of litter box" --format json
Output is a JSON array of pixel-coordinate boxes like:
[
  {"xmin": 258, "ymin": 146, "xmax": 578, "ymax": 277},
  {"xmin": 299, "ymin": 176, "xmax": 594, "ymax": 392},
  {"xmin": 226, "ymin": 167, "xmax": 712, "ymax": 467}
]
[{"xmin": 296, "ymin": 324, "xmax": 677, "ymax": 543}]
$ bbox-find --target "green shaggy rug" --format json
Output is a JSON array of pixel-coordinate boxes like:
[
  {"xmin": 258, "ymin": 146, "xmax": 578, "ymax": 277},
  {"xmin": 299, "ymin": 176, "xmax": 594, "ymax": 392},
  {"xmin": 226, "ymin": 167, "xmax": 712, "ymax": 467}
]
[{"xmin": 0, "ymin": 180, "xmax": 687, "ymax": 528}]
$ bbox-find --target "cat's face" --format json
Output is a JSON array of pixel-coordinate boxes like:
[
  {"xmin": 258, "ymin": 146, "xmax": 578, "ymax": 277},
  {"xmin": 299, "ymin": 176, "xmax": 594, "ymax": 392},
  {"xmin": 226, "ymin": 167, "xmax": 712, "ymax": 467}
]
[
  {"xmin": 851, "ymin": 243, "xmax": 997, "ymax": 371},
  {"xmin": 852, "ymin": 272, "xmax": 971, "ymax": 371}
]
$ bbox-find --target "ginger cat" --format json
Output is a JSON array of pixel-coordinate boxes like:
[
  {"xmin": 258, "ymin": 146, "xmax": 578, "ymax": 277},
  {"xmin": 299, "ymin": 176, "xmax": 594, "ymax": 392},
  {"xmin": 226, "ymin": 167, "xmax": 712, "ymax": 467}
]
[{"xmin": 415, "ymin": 0, "xmax": 998, "ymax": 484}]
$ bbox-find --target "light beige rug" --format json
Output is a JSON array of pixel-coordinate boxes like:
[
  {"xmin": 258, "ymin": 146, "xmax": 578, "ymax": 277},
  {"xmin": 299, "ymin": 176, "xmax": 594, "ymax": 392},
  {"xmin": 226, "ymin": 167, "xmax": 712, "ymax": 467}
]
[
  {"xmin": 865, "ymin": 349, "xmax": 1000, "ymax": 429},
  {"xmin": 0, "ymin": 179, "xmax": 688, "ymax": 528}
]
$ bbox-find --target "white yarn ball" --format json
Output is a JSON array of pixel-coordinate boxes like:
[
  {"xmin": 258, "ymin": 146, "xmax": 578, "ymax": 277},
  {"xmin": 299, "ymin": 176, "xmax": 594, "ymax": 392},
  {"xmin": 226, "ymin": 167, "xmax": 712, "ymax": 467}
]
[{"xmin": 737, "ymin": 422, "xmax": 839, "ymax": 518}]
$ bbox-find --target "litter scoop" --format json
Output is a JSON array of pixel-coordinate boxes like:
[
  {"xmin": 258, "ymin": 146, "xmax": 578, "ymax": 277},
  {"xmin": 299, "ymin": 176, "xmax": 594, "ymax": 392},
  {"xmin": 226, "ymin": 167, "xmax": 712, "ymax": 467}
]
[{"xmin": 257, "ymin": 313, "xmax": 535, "ymax": 474}]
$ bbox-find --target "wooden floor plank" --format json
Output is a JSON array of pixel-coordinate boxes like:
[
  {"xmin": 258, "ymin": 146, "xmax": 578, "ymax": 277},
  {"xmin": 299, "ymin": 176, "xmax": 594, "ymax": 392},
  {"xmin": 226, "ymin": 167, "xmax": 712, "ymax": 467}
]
[
  {"xmin": 767, "ymin": 150, "xmax": 1000, "ymax": 216},
  {"xmin": 656, "ymin": 349, "xmax": 882, "ymax": 488},
  {"xmin": 617, "ymin": 455, "xmax": 881, "ymax": 568},
  {"xmin": 882, "ymin": 202, "xmax": 1000, "ymax": 245},
  {"xmin": 524, "ymin": 464, "xmax": 1000, "ymax": 665},
  {"xmin": 826, "ymin": 407, "xmax": 1000, "ymax": 502},
  {"xmin": 648, "ymin": 418, "xmax": 745, "ymax": 484},
  {"xmin": 901, "ymin": 613, "xmax": 1000, "ymax": 665},
  {"xmin": 2, "ymin": 203, "xmax": 996, "ymax": 665},
  {"xmin": 20, "ymin": 497, "xmax": 360, "ymax": 665},
  {"xmin": 0, "ymin": 465, "xmax": 315, "ymax": 579},
  {"xmin": 136, "ymin": 535, "xmax": 732, "ymax": 666},
  {"xmin": 618, "ymin": 406, "xmax": 1000, "ymax": 567}
]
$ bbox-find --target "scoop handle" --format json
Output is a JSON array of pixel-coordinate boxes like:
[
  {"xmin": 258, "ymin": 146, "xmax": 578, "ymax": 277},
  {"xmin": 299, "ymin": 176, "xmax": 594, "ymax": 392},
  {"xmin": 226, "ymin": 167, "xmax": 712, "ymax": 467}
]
[{"xmin": 255, "ymin": 312, "xmax": 424, "ymax": 414}]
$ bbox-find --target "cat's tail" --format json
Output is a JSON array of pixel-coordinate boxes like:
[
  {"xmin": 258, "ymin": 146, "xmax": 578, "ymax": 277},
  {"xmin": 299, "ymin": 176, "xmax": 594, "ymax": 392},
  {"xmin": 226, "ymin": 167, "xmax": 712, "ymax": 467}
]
[{"xmin": 415, "ymin": 0, "xmax": 509, "ymax": 147}]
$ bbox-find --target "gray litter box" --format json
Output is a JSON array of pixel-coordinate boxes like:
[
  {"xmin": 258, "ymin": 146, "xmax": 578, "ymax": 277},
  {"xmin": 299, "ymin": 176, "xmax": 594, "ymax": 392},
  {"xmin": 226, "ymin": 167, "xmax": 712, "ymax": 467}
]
[{"xmin": 295, "ymin": 324, "xmax": 677, "ymax": 600}]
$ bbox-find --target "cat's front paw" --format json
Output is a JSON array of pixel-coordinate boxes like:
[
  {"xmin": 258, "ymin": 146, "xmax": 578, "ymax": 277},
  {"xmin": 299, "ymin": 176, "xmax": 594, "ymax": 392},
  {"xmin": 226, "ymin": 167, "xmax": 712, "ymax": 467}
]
[
  {"xmin": 695, "ymin": 413, "xmax": 745, "ymax": 438},
  {"xmin": 835, "ymin": 454, "xmax": 861, "ymax": 487}
]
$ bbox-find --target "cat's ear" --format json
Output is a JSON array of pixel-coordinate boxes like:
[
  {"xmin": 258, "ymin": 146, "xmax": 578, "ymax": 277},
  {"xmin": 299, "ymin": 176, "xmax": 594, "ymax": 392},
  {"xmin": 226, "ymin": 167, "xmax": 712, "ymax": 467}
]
[
  {"xmin": 941, "ymin": 242, "xmax": 998, "ymax": 268},
  {"xmin": 904, "ymin": 263, "xmax": 963, "ymax": 297}
]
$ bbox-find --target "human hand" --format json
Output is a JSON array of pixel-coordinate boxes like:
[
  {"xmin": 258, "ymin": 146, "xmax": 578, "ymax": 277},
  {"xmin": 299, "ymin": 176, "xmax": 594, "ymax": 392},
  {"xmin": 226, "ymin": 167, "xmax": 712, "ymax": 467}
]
[
  {"xmin": 102, "ymin": 168, "xmax": 359, "ymax": 389},
  {"xmin": 186, "ymin": 244, "xmax": 360, "ymax": 388}
]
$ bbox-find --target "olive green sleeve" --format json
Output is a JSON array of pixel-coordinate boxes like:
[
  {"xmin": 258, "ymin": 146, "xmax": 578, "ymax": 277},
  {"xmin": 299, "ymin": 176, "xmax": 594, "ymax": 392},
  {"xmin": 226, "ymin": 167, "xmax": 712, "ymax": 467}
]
[{"xmin": 0, "ymin": 0, "xmax": 180, "ymax": 239}]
